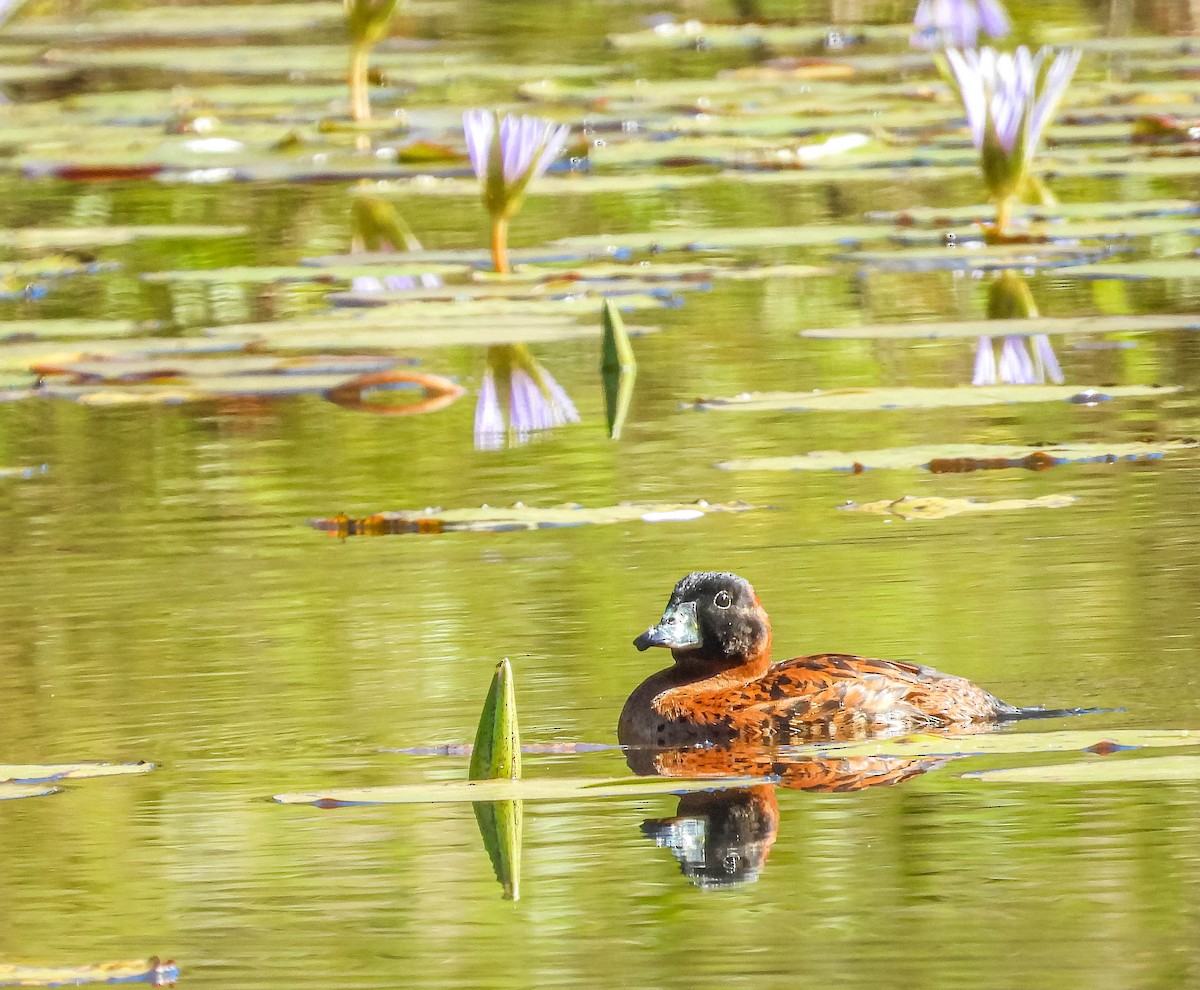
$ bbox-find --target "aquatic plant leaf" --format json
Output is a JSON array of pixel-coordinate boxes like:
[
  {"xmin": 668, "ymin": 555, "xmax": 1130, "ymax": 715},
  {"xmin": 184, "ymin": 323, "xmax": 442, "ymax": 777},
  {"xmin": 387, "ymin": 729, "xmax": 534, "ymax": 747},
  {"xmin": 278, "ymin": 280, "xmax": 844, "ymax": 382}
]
[
  {"xmin": 837, "ymin": 244, "xmax": 1117, "ymax": 272},
  {"xmin": 801, "ymin": 314, "xmax": 1200, "ymax": 340},
  {"xmin": 0, "ymin": 337, "xmax": 255, "ymax": 373},
  {"xmin": 966, "ymin": 755, "xmax": 1200, "ymax": 783},
  {"xmin": 0, "ymin": 761, "xmax": 154, "ymax": 783},
  {"xmin": 0, "ymin": 783, "xmax": 58, "ymax": 801},
  {"xmin": 0, "ymin": 958, "xmax": 178, "ymax": 987},
  {"xmin": 7, "ymin": 2, "xmax": 444, "ymax": 41},
  {"xmin": 839, "ymin": 494, "xmax": 1078, "ymax": 519},
  {"xmin": 688, "ymin": 384, "xmax": 1181, "ymax": 412},
  {"xmin": 606, "ymin": 22, "xmax": 909, "ymax": 51},
  {"xmin": 718, "ymin": 441, "xmax": 1200, "ymax": 473},
  {"xmin": 469, "ymin": 660, "xmax": 522, "ymax": 900},
  {"xmin": 0, "ymin": 226, "xmax": 246, "ymax": 250},
  {"xmin": 470, "ymin": 660, "xmax": 521, "ymax": 782},
  {"xmin": 327, "ymin": 278, "xmax": 706, "ymax": 306},
  {"xmin": 0, "ymin": 319, "xmax": 162, "ymax": 341},
  {"xmin": 1061, "ymin": 260, "xmax": 1200, "ymax": 281},
  {"xmin": 273, "ymin": 775, "xmax": 772, "ymax": 805},
  {"xmin": 552, "ymin": 224, "xmax": 889, "ymax": 253},
  {"xmin": 601, "ymin": 299, "xmax": 637, "ymax": 439},
  {"xmin": 308, "ymin": 500, "xmax": 759, "ymax": 536},
  {"xmin": 864, "ymin": 199, "xmax": 1200, "ymax": 226},
  {"xmin": 33, "ymin": 354, "xmax": 398, "ymax": 382},
  {"xmin": 142, "ymin": 263, "xmax": 469, "ymax": 284},
  {"xmin": 802, "ymin": 729, "xmax": 1200, "ymax": 759}
]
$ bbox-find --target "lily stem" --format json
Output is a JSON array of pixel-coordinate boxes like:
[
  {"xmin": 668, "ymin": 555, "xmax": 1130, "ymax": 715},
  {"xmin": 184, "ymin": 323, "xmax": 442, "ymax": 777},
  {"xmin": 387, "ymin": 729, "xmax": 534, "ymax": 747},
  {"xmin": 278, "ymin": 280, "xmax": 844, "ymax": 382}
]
[
  {"xmin": 994, "ymin": 194, "xmax": 1014, "ymax": 240},
  {"xmin": 490, "ymin": 218, "xmax": 510, "ymax": 274},
  {"xmin": 349, "ymin": 42, "xmax": 371, "ymax": 122}
]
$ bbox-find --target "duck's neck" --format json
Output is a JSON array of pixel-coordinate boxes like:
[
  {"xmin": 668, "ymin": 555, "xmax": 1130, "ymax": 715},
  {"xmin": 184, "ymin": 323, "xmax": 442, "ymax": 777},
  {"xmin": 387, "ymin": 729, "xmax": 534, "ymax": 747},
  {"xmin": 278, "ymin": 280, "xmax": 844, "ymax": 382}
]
[{"xmin": 670, "ymin": 631, "xmax": 773, "ymax": 689}]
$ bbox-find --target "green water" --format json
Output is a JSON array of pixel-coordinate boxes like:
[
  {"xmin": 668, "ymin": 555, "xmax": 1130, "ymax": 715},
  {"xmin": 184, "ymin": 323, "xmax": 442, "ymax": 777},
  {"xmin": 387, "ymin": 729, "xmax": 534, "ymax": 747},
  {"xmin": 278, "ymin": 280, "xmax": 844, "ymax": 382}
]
[{"xmin": 2, "ymin": 0, "xmax": 1200, "ymax": 986}]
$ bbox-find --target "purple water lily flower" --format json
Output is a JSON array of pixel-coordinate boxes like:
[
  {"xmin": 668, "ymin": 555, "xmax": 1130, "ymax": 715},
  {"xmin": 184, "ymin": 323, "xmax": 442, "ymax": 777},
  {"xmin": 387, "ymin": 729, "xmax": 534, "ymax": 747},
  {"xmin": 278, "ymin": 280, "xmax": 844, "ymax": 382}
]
[
  {"xmin": 474, "ymin": 344, "xmax": 580, "ymax": 450},
  {"xmin": 945, "ymin": 45, "xmax": 1081, "ymax": 232},
  {"xmin": 910, "ymin": 0, "xmax": 1009, "ymax": 50},
  {"xmin": 463, "ymin": 110, "xmax": 570, "ymax": 273}
]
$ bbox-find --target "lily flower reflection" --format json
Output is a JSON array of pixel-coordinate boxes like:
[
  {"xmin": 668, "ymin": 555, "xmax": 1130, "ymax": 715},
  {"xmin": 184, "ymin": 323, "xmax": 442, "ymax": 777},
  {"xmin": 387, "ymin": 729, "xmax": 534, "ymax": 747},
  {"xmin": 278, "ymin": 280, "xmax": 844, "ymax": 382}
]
[
  {"xmin": 973, "ymin": 334, "xmax": 1064, "ymax": 385},
  {"xmin": 911, "ymin": 0, "xmax": 1009, "ymax": 50},
  {"xmin": 349, "ymin": 196, "xmax": 442, "ymax": 294},
  {"xmin": 463, "ymin": 110, "xmax": 570, "ymax": 274},
  {"xmin": 474, "ymin": 344, "xmax": 579, "ymax": 450},
  {"xmin": 945, "ymin": 45, "xmax": 1081, "ymax": 235}
]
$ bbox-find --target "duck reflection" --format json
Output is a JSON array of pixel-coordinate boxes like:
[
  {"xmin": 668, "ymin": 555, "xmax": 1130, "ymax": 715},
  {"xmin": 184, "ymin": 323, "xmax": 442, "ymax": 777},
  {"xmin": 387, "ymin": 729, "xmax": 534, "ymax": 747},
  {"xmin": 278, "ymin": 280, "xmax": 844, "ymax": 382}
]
[{"xmin": 629, "ymin": 742, "xmax": 952, "ymax": 888}]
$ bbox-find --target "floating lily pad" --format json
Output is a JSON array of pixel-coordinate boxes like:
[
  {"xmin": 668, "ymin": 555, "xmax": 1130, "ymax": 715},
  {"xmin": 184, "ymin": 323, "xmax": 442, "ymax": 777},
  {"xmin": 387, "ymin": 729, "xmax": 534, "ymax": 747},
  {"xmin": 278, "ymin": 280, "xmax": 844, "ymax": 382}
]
[
  {"xmin": 864, "ymin": 199, "xmax": 1200, "ymax": 226},
  {"xmin": 273, "ymin": 775, "xmax": 771, "ymax": 806},
  {"xmin": 1060, "ymin": 260, "xmax": 1200, "ymax": 281},
  {"xmin": 606, "ymin": 22, "xmax": 909, "ymax": 52},
  {"xmin": 0, "ymin": 958, "xmax": 178, "ymax": 987},
  {"xmin": 718, "ymin": 441, "xmax": 1200, "ymax": 473},
  {"xmin": 801, "ymin": 314, "xmax": 1200, "ymax": 340},
  {"xmin": 0, "ymin": 783, "xmax": 59, "ymax": 801},
  {"xmin": 0, "ymin": 337, "xmax": 255, "ymax": 373},
  {"xmin": 327, "ymin": 277, "xmax": 705, "ymax": 307},
  {"xmin": 801, "ymin": 729, "xmax": 1200, "ymax": 759},
  {"xmin": 687, "ymin": 384, "xmax": 1182, "ymax": 412},
  {"xmin": 0, "ymin": 319, "xmax": 162, "ymax": 341},
  {"xmin": 965, "ymin": 755, "xmax": 1200, "ymax": 783},
  {"xmin": 839, "ymin": 494, "xmax": 1079, "ymax": 519},
  {"xmin": 837, "ymin": 243, "xmax": 1118, "ymax": 272},
  {"xmin": 308, "ymin": 500, "xmax": 759, "ymax": 536},
  {"xmin": 552, "ymin": 223, "xmax": 889, "ymax": 254},
  {"xmin": 0, "ymin": 761, "xmax": 154, "ymax": 783},
  {"xmin": 142, "ymin": 263, "xmax": 469, "ymax": 284},
  {"xmin": 0, "ymin": 225, "xmax": 247, "ymax": 251}
]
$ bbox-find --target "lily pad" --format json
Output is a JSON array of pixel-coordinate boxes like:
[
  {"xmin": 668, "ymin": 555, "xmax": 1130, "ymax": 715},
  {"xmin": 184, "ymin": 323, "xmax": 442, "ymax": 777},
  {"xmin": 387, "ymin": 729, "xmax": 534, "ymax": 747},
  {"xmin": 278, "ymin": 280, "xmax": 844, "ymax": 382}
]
[
  {"xmin": 308, "ymin": 500, "xmax": 759, "ymax": 536},
  {"xmin": 0, "ymin": 226, "xmax": 247, "ymax": 251},
  {"xmin": 0, "ymin": 337, "xmax": 256, "ymax": 374},
  {"xmin": 1059, "ymin": 260, "xmax": 1200, "ymax": 281},
  {"xmin": 0, "ymin": 319, "xmax": 162, "ymax": 341},
  {"xmin": 605, "ymin": 22, "xmax": 909, "ymax": 52},
  {"xmin": 0, "ymin": 958, "xmax": 178, "ymax": 987},
  {"xmin": 839, "ymin": 494, "xmax": 1079, "ymax": 519},
  {"xmin": 0, "ymin": 761, "xmax": 154, "ymax": 783},
  {"xmin": 800, "ymin": 729, "xmax": 1200, "ymax": 759},
  {"xmin": 273, "ymin": 775, "xmax": 772, "ymax": 806},
  {"xmin": 717, "ymin": 440, "xmax": 1200, "ymax": 473},
  {"xmin": 837, "ymin": 243, "xmax": 1118, "ymax": 272},
  {"xmin": 864, "ymin": 199, "xmax": 1200, "ymax": 226},
  {"xmin": 142, "ymin": 263, "xmax": 469, "ymax": 284},
  {"xmin": 965, "ymin": 755, "xmax": 1200, "ymax": 783},
  {"xmin": 687, "ymin": 384, "xmax": 1182, "ymax": 412},
  {"xmin": 0, "ymin": 783, "xmax": 59, "ymax": 800},
  {"xmin": 801, "ymin": 314, "xmax": 1200, "ymax": 340}
]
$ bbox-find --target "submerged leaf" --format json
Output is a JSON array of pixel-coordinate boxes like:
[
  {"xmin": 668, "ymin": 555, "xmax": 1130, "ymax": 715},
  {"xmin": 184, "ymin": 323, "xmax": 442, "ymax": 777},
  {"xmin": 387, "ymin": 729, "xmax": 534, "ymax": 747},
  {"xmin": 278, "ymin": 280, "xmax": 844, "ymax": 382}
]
[
  {"xmin": 273, "ymin": 775, "xmax": 771, "ymax": 806},
  {"xmin": 840, "ymin": 494, "xmax": 1078, "ymax": 519},
  {"xmin": 308, "ymin": 500, "xmax": 759, "ymax": 536},
  {"xmin": 688, "ymin": 384, "xmax": 1181, "ymax": 412},
  {"xmin": 718, "ymin": 441, "xmax": 1200, "ymax": 473}
]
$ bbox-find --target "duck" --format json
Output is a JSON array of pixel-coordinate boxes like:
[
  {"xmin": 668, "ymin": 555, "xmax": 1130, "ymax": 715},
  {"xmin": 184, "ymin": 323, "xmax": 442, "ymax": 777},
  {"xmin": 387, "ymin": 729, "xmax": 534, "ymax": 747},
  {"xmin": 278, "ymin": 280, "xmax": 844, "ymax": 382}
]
[{"xmin": 619, "ymin": 571, "xmax": 1080, "ymax": 748}]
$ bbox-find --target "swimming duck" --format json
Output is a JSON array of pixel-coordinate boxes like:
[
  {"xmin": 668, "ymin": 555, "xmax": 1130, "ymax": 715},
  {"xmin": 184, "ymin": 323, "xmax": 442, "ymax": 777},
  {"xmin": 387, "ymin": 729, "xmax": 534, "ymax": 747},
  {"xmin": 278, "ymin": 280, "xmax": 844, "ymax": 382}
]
[{"xmin": 620, "ymin": 571, "xmax": 1065, "ymax": 747}]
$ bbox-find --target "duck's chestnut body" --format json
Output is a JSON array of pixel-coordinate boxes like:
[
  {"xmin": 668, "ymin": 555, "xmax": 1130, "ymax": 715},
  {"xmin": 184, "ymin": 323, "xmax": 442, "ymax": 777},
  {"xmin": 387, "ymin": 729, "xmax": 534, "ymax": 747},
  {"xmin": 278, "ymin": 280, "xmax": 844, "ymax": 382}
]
[{"xmin": 619, "ymin": 572, "xmax": 1022, "ymax": 747}]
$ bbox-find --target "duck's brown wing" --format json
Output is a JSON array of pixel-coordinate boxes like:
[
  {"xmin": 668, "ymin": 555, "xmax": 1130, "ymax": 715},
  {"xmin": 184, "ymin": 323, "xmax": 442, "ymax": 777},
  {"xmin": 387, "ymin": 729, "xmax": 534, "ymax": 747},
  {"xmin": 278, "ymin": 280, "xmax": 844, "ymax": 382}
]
[{"xmin": 730, "ymin": 653, "xmax": 1009, "ymax": 732}]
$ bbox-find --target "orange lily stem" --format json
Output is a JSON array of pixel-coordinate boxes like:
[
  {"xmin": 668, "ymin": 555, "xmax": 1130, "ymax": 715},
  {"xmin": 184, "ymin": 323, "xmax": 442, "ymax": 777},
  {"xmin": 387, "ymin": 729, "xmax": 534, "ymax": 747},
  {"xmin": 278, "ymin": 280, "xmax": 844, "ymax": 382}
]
[{"xmin": 491, "ymin": 218, "xmax": 510, "ymax": 274}]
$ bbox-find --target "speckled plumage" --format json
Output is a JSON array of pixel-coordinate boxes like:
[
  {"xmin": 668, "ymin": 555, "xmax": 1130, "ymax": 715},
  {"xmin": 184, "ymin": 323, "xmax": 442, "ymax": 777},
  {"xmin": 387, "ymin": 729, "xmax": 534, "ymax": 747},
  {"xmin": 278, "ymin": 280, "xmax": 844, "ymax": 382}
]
[{"xmin": 620, "ymin": 572, "xmax": 1017, "ymax": 748}]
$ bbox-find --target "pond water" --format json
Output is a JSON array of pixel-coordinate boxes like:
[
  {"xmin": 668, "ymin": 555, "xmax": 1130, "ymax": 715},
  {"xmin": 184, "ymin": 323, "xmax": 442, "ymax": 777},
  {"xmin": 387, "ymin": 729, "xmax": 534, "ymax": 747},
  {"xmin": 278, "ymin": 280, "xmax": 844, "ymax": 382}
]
[{"xmin": 1, "ymin": 0, "xmax": 1199, "ymax": 986}]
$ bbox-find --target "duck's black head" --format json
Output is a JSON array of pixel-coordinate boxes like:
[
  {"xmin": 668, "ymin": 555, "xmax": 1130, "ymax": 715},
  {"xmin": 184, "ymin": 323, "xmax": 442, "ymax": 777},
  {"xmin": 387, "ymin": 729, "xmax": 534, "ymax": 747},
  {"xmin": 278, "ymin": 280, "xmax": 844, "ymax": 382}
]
[{"xmin": 633, "ymin": 572, "xmax": 772, "ymax": 667}]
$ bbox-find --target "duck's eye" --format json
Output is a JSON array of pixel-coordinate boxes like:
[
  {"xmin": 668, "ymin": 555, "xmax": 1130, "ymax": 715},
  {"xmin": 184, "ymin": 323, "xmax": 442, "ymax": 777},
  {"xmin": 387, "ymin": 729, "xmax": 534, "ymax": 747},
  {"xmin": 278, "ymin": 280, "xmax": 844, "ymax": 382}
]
[{"xmin": 714, "ymin": 590, "xmax": 732, "ymax": 609}]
